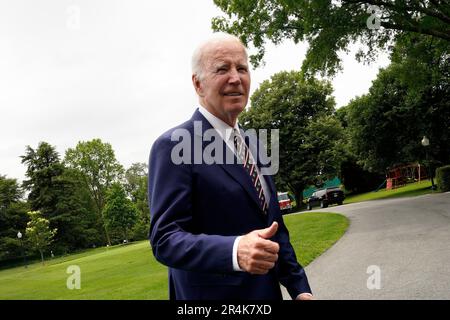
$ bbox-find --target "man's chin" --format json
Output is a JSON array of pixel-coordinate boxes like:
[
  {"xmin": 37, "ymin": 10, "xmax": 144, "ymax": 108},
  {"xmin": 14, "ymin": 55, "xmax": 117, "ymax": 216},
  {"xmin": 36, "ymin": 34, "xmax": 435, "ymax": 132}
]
[{"xmin": 225, "ymin": 103, "xmax": 246, "ymax": 115}]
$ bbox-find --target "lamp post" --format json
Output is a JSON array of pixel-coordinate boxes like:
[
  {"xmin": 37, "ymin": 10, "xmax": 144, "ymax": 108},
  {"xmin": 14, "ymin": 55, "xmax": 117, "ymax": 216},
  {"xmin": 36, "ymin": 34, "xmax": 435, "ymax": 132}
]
[
  {"xmin": 421, "ymin": 136, "xmax": 436, "ymax": 190},
  {"xmin": 17, "ymin": 231, "xmax": 27, "ymax": 268}
]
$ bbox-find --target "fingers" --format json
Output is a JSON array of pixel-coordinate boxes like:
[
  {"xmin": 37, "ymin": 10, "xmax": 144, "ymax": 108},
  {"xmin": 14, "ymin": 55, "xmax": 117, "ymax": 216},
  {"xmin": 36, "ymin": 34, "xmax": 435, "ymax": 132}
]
[
  {"xmin": 247, "ymin": 260, "xmax": 276, "ymax": 275},
  {"xmin": 255, "ymin": 238, "xmax": 280, "ymax": 254},
  {"xmin": 250, "ymin": 266, "xmax": 273, "ymax": 275},
  {"xmin": 252, "ymin": 250, "xmax": 278, "ymax": 263}
]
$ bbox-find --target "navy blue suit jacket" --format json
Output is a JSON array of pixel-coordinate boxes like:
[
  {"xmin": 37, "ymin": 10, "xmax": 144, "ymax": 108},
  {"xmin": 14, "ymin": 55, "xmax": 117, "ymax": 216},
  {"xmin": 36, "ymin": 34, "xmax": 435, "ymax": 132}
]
[{"xmin": 148, "ymin": 109, "xmax": 311, "ymax": 300}]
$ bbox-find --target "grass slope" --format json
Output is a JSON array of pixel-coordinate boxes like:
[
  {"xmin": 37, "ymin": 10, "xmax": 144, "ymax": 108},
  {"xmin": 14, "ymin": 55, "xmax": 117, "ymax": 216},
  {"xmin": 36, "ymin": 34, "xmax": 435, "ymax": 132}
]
[
  {"xmin": 344, "ymin": 180, "xmax": 433, "ymax": 204},
  {"xmin": 0, "ymin": 212, "xmax": 348, "ymax": 300}
]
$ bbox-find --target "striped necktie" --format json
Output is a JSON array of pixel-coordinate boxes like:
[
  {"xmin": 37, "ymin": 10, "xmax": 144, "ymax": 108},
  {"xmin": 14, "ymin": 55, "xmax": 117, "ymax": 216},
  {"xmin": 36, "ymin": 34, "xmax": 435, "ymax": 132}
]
[{"xmin": 233, "ymin": 128, "xmax": 268, "ymax": 215}]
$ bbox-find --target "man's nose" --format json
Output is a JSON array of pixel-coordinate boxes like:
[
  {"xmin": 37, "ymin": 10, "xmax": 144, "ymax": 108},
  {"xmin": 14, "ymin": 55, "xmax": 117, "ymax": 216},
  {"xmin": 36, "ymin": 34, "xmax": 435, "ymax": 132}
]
[{"xmin": 228, "ymin": 68, "xmax": 242, "ymax": 85}]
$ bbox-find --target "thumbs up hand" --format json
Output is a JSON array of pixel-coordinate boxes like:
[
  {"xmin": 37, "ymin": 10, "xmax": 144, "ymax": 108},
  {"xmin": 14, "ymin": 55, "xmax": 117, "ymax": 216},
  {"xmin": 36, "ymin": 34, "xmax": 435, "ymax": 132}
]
[{"xmin": 237, "ymin": 222, "xmax": 280, "ymax": 275}]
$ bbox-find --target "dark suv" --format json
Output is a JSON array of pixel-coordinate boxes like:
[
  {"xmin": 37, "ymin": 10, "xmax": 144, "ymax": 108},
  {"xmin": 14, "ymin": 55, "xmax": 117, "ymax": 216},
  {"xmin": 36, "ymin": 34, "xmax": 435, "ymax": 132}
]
[{"xmin": 306, "ymin": 187, "xmax": 345, "ymax": 210}]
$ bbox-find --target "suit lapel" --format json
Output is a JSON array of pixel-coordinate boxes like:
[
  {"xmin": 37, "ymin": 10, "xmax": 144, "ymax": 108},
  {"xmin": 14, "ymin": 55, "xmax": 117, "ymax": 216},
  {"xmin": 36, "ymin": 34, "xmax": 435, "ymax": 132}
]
[
  {"xmin": 218, "ymin": 161, "xmax": 264, "ymax": 214},
  {"xmin": 191, "ymin": 110, "xmax": 265, "ymax": 214}
]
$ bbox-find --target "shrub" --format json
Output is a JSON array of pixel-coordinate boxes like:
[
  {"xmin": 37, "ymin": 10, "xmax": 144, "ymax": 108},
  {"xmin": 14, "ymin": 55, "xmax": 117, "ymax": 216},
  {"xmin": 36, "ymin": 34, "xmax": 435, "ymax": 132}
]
[{"xmin": 435, "ymin": 165, "xmax": 450, "ymax": 192}]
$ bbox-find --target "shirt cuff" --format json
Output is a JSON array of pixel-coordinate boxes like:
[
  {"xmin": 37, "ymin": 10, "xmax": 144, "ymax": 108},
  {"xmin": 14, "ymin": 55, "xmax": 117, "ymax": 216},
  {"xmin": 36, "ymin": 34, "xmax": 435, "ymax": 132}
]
[{"xmin": 232, "ymin": 236, "xmax": 244, "ymax": 271}]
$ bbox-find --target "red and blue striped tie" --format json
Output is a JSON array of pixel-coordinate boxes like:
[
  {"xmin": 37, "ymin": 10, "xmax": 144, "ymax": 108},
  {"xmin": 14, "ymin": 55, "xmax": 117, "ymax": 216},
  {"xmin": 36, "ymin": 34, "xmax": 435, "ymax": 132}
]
[{"xmin": 233, "ymin": 129, "xmax": 268, "ymax": 215}]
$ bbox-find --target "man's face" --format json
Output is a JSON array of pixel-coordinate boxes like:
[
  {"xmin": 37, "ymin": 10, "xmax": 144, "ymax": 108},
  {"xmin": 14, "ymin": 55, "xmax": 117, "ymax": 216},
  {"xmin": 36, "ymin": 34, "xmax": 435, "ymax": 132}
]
[{"xmin": 193, "ymin": 41, "xmax": 250, "ymax": 125}]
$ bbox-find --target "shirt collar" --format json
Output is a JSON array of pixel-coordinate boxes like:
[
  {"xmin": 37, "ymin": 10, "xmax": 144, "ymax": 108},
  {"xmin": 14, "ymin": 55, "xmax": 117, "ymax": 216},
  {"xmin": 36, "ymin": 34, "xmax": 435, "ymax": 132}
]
[{"xmin": 198, "ymin": 105, "xmax": 240, "ymax": 143}]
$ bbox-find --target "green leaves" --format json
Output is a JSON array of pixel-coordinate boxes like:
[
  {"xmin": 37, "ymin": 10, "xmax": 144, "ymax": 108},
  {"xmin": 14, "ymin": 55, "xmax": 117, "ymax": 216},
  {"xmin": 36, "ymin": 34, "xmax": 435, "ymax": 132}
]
[
  {"xmin": 64, "ymin": 139, "xmax": 124, "ymax": 190},
  {"xmin": 103, "ymin": 183, "xmax": 139, "ymax": 242},
  {"xmin": 344, "ymin": 35, "xmax": 450, "ymax": 173},
  {"xmin": 25, "ymin": 210, "xmax": 57, "ymax": 263},
  {"xmin": 19, "ymin": 142, "xmax": 103, "ymax": 253},
  {"xmin": 0, "ymin": 176, "xmax": 28, "ymax": 260},
  {"xmin": 212, "ymin": 0, "xmax": 450, "ymax": 76},
  {"xmin": 64, "ymin": 139, "xmax": 125, "ymax": 246},
  {"xmin": 4, "ymin": 139, "xmax": 149, "ymax": 257}
]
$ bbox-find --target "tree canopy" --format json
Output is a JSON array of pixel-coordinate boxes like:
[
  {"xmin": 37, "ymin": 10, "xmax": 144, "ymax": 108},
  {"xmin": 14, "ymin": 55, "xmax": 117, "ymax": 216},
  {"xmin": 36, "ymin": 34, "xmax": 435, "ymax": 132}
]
[
  {"xmin": 0, "ymin": 175, "xmax": 28, "ymax": 261},
  {"xmin": 212, "ymin": 0, "xmax": 450, "ymax": 75},
  {"xmin": 103, "ymin": 183, "xmax": 138, "ymax": 243},
  {"xmin": 25, "ymin": 210, "xmax": 57, "ymax": 264},
  {"xmin": 21, "ymin": 142, "xmax": 100, "ymax": 253},
  {"xmin": 343, "ymin": 34, "xmax": 449, "ymax": 173},
  {"xmin": 64, "ymin": 139, "xmax": 124, "ymax": 246}
]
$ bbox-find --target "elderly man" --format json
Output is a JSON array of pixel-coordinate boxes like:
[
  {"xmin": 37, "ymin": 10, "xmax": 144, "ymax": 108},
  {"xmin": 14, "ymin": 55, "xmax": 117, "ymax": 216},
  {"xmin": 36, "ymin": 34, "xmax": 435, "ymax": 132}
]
[{"xmin": 148, "ymin": 33, "xmax": 313, "ymax": 300}]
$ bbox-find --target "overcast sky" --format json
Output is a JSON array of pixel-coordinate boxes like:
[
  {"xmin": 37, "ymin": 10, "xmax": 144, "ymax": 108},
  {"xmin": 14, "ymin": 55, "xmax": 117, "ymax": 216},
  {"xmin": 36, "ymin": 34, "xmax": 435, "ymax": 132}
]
[{"xmin": 1, "ymin": 0, "xmax": 390, "ymax": 183}]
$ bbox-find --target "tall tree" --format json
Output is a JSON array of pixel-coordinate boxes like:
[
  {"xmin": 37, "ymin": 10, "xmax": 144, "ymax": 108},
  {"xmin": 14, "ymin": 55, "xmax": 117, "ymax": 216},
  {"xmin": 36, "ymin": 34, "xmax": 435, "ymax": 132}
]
[
  {"xmin": 25, "ymin": 210, "xmax": 57, "ymax": 265},
  {"xmin": 345, "ymin": 40, "xmax": 450, "ymax": 174},
  {"xmin": 124, "ymin": 163, "xmax": 150, "ymax": 240},
  {"xmin": 53, "ymin": 168, "xmax": 103, "ymax": 250},
  {"xmin": 334, "ymin": 108, "xmax": 386, "ymax": 193},
  {"xmin": 0, "ymin": 175, "xmax": 29, "ymax": 261},
  {"xmin": 21, "ymin": 142, "xmax": 98, "ymax": 253},
  {"xmin": 21, "ymin": 142, "xmax": 63, "ymax": 212},
  {"xmin": 64, "ymin": 139, "xmax": 124, "ymax": 246},
  {"xmin": 103, "ymin": 183, "xmax": 138, "ymax": 243},
  {"xmin": 240, "ymin": 71, "xmax": 344, "ymax": 204},
  {"xmin": 124, "ymin": 163, "xmax": 148, "ymax": 203},
  {"xmin": 212, "ymin": 0, "xmax": 450, "ymax": 75}
]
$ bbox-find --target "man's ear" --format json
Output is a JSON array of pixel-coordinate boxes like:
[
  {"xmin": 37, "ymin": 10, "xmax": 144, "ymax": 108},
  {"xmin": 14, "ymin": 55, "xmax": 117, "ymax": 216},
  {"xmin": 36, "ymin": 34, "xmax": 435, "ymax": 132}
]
[{"xmin": 192, "ymin": 74, "xmax": 204, "ymax": 97}]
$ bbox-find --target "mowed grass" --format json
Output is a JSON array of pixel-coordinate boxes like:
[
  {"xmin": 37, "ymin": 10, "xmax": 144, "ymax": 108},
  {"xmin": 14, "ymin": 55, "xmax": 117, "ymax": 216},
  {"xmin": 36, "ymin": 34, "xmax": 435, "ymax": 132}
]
[
  {"xmin": 0, "ymin": 212, "xmax": 348, "ymax": 300},
  {"xmin": 283, "ymin": 212, "xmax": 349, "ymax": 266},
  {"xmin": 344, "ymin": 180, "xmax": 433, "ymax": 204},
  {"xmin": 0, "ymin": 242, "xmax": 168, "ymax": 300}
]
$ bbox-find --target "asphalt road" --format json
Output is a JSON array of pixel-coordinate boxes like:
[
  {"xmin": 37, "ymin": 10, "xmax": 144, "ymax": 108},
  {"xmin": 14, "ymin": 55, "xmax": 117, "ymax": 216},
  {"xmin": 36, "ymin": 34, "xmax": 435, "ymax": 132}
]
[{"xmin": 281, "ymin": 192, "xmax": 450, "ymax": 299}]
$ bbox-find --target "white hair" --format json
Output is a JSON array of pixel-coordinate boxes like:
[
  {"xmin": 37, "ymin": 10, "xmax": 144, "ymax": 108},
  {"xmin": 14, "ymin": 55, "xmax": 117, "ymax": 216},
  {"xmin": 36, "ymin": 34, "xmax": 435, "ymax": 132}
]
[{"xmin": 191, "ymin": 33, "xmax": 248, "ymax": 81}]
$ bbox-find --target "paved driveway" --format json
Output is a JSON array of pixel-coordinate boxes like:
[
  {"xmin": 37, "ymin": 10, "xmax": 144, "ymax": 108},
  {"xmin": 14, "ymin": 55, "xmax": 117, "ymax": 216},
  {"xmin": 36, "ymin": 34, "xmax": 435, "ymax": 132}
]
[{"xmin": 282, "ymin": 192, "xmax": 450, "ymax": 299}]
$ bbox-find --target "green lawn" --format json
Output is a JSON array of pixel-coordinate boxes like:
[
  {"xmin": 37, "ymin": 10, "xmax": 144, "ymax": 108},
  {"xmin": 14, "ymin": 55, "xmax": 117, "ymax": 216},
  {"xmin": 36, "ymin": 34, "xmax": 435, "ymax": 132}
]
[
  {"xmin": 344, "ymin": 180, "xmax": 434, "ymax": 204},
  {"xmin": 284, "ymin": 212, "xmax": 349, "ymax": 266},
  {"xmin": 0, "ymin": 212, "xmax": 348, "ymax": 300}
]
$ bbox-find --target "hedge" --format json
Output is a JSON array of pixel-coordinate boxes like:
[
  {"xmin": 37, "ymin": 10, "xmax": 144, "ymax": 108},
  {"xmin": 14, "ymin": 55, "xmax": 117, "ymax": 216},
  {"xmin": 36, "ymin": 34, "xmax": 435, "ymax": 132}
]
[{"xmin": 435, "ymin": 165, "xmax": 450, "ymax": 192}]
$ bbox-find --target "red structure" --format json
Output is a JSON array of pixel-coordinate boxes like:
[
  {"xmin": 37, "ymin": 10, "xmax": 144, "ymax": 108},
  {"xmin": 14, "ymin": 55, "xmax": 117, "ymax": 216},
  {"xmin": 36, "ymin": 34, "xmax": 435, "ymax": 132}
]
[{"xmin": 386, "ymin": 163, "xmax": 428, "ymax": 190}]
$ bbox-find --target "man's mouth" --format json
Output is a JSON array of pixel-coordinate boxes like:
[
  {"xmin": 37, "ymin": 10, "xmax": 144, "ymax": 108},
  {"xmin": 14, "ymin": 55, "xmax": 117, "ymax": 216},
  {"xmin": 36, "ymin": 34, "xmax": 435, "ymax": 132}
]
[{"xmin": 223, "ymin": 92, "xmax": 243, "ymax": 96}]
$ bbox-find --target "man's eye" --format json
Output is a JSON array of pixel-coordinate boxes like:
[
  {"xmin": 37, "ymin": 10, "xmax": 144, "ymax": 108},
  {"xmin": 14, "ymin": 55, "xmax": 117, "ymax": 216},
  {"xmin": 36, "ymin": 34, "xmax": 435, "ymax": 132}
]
[{"xmin": 217, "ymin": 68, "xmax": 227, "ymax": 73}]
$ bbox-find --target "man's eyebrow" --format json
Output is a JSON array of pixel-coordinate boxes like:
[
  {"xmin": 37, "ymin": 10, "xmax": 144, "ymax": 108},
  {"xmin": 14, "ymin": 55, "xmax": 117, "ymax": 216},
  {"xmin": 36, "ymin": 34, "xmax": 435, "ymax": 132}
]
[{"xmin": 213, "ymin": 62, "xmax": 229, "ymax": 69}]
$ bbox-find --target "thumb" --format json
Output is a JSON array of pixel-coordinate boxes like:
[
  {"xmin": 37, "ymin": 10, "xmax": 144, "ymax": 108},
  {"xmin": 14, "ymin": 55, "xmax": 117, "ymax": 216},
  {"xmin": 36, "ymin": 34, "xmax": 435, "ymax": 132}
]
[{"xmin": 258, "ymin": 222, "xmax": 278, "ymax": 239}]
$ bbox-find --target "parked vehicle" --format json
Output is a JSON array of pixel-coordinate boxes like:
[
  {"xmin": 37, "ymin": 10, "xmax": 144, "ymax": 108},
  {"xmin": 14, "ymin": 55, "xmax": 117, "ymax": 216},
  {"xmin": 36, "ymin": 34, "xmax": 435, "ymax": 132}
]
[
  {"xmin": 306, "ymin": 187, "xmax": 345, "ymax": 210},
  {"xmin": 277, "ymin": 192, "xmax": 293, "ymax": 214}
]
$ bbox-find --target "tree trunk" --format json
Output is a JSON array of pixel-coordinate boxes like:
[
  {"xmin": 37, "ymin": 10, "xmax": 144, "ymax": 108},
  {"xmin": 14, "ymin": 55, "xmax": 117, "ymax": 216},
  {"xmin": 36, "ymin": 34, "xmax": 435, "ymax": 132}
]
[
  {"xmin": 39, "ymin": 250, "xmax": 44, "ymax": 265},
  {"xmin": 103, "ymin": 224, "xmax": 112, "ymax": 246},
  {"xmin": 97, "ymin": 208, "xmax": 111, "ymax": 246},
  {"xmin": 94, "ymin": 191, "xmax": 111, "ymax": 246},
  {"xmin": 293, "ymin": 188, "xmax": 304, "ymax": 210}
]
